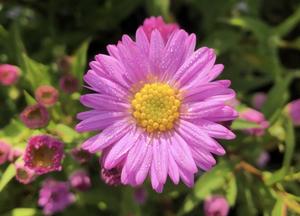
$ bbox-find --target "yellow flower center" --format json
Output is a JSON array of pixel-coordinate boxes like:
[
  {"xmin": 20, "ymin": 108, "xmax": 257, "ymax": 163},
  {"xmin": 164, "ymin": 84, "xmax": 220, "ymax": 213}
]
[{"xmin": 131, "ymin": 83, "xmax": 181, "ymax": 133}]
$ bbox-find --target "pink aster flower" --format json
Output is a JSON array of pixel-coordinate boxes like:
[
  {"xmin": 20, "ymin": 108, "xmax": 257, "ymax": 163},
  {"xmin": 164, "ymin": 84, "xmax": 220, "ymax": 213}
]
[
  {"xmin": 70, "ymin": 147, "xmax": 93, "ymax": 164},
  {"xmin": 0, "ymin": 64, "xmax": 20, "ymax": 86},
  {"xmin": 142, "ymin": 16, "xmax": 179, "ymax": 42},
  {"xmin": 20, "ymin": 104, "xmax": 50, "ymax": 129},
  {"xmin": 76, "ymin": 18, "xmax": 237, "ymax": 192},
  {"xmin": 69, "ymin": 170, "xmax": 91, "ymax": 191},
  {"xmin": 59, "ymin": 74, "xmax": 79, "ymax": 93},
  {"xmin": 204, "ymin": 195, "xmax": 229, "ymax": 216},
  {"xmin": 286, "ymin": 99, "xmax": 300, "ymax": 126},
  {"xmin": 24, "ymin": 135, "xmax": 64, "ymax": 174},
  {"xmin": 35, "ymin": 85, "xmax": 59, "ymax": 107},
  {"xmin": 38, "ymin": 179, "xmax": 75, "ymax": 215},
  {"xmin": 239, "ymin": 108, "xmax": 269, "ymax": 136},
  {"xmin": 0, "ymin": 141, "xmax": 11, "ymax": 165},
  {"xmin": 251, "ymin": 92, "xmax": 267, "ymax": 110},
  {"xmin": 15, "ymin": 162, "xmax": 36, "ymax": 184}
]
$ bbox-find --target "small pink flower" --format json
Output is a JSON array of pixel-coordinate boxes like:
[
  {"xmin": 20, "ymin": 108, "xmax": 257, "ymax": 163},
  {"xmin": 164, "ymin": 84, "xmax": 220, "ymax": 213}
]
[
  {"xmin": 100, "ymin": 166, "xmax": 122, "ymax": 186},
  {"xmin": 8, "ymin": 148, "xmax": 23, "ymax": 162},
  {"xmin": 287, "ymin": 99, "xmax": 300, "ymax": 126},
  {"xmin": 57, "ymin": 56, "xmax": 73, "ymax": 73},
  {"xmin": 204, "ymin": 195, "xmax": 229, "ymax": 216},
  {"xmin": 256, "ymin": 151, "xmax": 270, "ymax": 168},
  {"xmin": 24, "ymin": 135, "xmax": 64, "ymax": 175},
  {"xmin": 0, "ymin": 64, "xmax": 20, "ymax": 86},
  {"xmin": 141, "ymin": 16, "xmax": 179, "ymax": 42},
  {"xmin": 35, "ymin": 85, "xmax": 59, "ymax": 107},
  {"xmin": 69, "ymin": 170, "xmax": 91, "ymax": 191},
  {"xmin": 38, "ymin": 179, "xmax": 75, "ymax": 215},
  {"xmin": 59, "ymin": 74, "xmax": 79, "ymax": 93},
  {"xmin": 15, "ymin": 162, "xmax": 36, "ymax": 184},
  {"xmin": 20, "ymin": 104, "xmax": 50, "ymax": 129},
  {"xmin": 0, "ymin": 141, "xmax": 11, "ymax": 165},
  {"xmin": 251, "ymin": 92, "xmax": 267, "ymax": 110},
  {"xmin": 133, "ymin": 187, "xmax": 148, "ymax": 204},
  {"xmin": 240, "ymin": 108, "xmax": 269, "ymax": 136},
  {"xmin": 70, "ymin": 147, "xmax": 93, "ymax": 164}
]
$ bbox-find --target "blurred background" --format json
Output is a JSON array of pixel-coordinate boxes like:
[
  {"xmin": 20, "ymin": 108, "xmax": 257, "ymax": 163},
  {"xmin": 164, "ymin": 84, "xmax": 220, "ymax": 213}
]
[{"xmin": 0, "ymin": 0, "xmax": 300, "ymax": 215}]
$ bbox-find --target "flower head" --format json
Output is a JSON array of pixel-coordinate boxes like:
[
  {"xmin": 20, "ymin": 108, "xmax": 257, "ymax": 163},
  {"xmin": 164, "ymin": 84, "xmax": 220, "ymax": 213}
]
[
  {"xmin": 59, "ymin": 74, "xmax": 79, "ymax": 93},
  {"xmin": 38, "ymin": 179, "xmax": 75, "ymax": 215},
  {"xmin": 35, "ymin": 85, "xmax": 59, "ymax": 107},
  {"xmin": 0, "ymin": 141, "xmax": 11, "ymax": 165},
  {"xmin": 134, "ymin": 187, "xmax": 148, "ymax": 204},
  {"xmin": 240, "ymin": 108, "xmax": 269, "ymax": 136},
  {"xmin": 142, "ymin": 16, "xmax": 179, "ymax": 42},
  {"xmin": 286, "ymin": 99, "xmax": 300, "ymax": 126},
  {"xmin": 24, "ymin": 135, "xmax": 64, "ymax": 174},
  {"xmin": 251, "ymin": 92, "xmax": 267, "ymax": 110},
  {"xmin": 204, "ymin": 195, "xmax": 229, "ymax": 216},
  {"xmin": 0, "ymin": 64, "xmax": 20, "ymax": 86},
  {"xmin": 15, "ymin": 162, "xmax": 36, "ymax": 184},
  {"xmin": 76, "ymin": 17, "xmax": 237, "ymax": 192},
  {"xmin": 70, "ymin": 147, "xmax": 92, "ymax": 164},
  {"xmin": 20, "ymin": 104, "xmax": 50, "ymax": 129},
  {"xmin": 69, "ymin": 170, "xmax": 91, "ymax": 191},
  {"xmin": 57, "ymin": 56, "xmax": 73, "ymax": 73},
  {"xmin": 256, "ymin": 151, "xmax": 270, "ymax": 168}
]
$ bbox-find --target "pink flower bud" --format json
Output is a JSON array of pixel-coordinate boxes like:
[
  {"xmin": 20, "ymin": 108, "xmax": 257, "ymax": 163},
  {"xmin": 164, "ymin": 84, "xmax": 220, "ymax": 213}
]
[
  {"xmin": 0, "ymin": 64, "xmax": 20, "ymax": 86},
  {"xmin": 35, "ymin": 85, "xmax": 59, "ymax": 107},
  {"xmin": 20, "ymin": 104, "xmax": 50, "ymax": 129}
]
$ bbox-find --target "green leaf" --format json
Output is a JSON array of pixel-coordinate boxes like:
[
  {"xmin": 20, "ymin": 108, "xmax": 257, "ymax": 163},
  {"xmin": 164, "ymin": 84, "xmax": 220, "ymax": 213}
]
[
  {"xmin": 50, "ymin": 124, "xmax": 79, "ymax": 144},
  {"xmin": 226, "ymin": 174, "xmax": 237, "ymax": 206},
  {"xmin": 231, "ymin": 118, "xmax": 261, "ymax": 130},
  {"xmin": 11, "ymin": 208, "xmax": 37, "ymax": 216},
  {"xmin": 71, "ymin": 39, "xmax": 90, "ymax": 86},
  {"xmin": 24, "ymin": 90, "xmax": 36, "ymax": 105},
  {"xmin": 146, "ymin": 0, "xmax": 171, "ymax": 18},
  {"xmin": 272, "ymin": 198, "xmax": 286, "ymax": 216},
  {"xmin": 0, "ymin": 164, "xmax": 16, "ymax": 192},
  {"xmin": 228, "ymin": 17, "xmax": 270, "ymax": 42},
  {"xmin": 20, "ymin": 53, "xmax": 50, "ymax": 90}
]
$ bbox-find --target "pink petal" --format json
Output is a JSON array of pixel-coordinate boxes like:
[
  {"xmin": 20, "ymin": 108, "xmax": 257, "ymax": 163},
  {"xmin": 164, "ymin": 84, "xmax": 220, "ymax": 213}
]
[
  {"xmin": 135, "ymin": 27, "xmax": 149, "ymax": 56},
  {"xmin": 135, "ymin": 144, "xmax": 153, "ymax": 185},
  {"xmin": 169, "ymin": 132, "xmax": 197, "ymax": 173},
  {"xmin": 82, "ymin": 119, "xmax": 132, "ymax": 153},
  {"xmin": 171, "ymin": 47, "xmax": 209, "ymax": 86},
  {"xmin": 149, "ymin": 30, "xmax": 165, "ymax": 76},
  {"xmin": 152, "ymin": 137, "xmax": 168, "ymax": 184},
  {"xmin": 150, "ymin": 160, "xmax": 163, "ymax": 193},
  {"xmin": 192, "ymin": 119, "xmax": 236, "ymax": 140},
  {"xmin": 80, "ymin": 94, "xmax": 129, "ymax": 110},
  {"xmin": 103, "ymin": 129, "xmax": 140, "ymax": 169},
  {"xmin": 84, "ymin": 70, "xmax": 127, "ymax": 98},
  {"xmin": 76, "ymin": 112, "xmax": 127, "ymax": 132},
  {"xmin": 95, "ymin": 54, "xmax": 129, "ymax": 88},
  {"xmin": 77, "ymin": 110, "xmax": 105, "ymax": 120},
  {"xmin": 167, "ymin": 145, "xmax": 180, "ymax": 184},
  {"xmin": 179, "ymin": 168, "xmax": 194, "ymax": 187},
  {"xmin": 176, "ymin": 120, "xmax": 226, "ymax": 155},
  {"xmin": 160, "ymin": 30, "xmax": 189, "ymax": 80}
]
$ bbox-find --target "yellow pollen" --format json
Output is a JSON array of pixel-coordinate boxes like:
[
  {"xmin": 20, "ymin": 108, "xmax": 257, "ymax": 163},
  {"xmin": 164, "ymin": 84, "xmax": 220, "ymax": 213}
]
[{"xmin": 131, "ymin": 83, "xmax": 181, "ymax": 133}]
